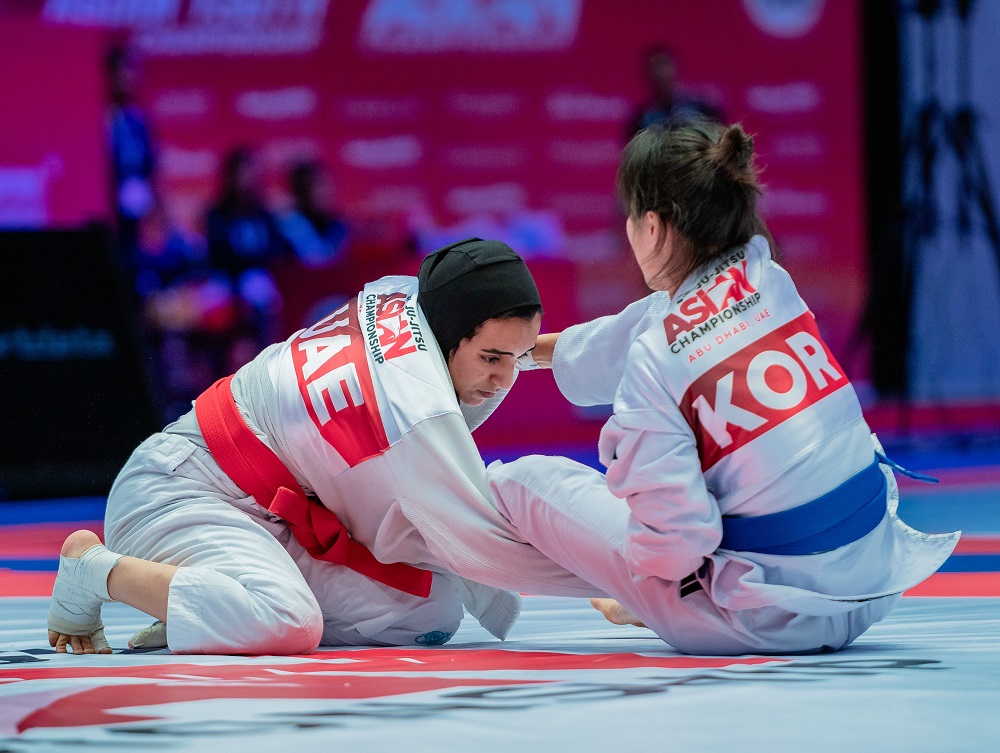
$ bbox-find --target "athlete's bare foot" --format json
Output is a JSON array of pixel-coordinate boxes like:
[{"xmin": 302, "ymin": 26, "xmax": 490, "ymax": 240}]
[
  {"xmin": 48, "ymin": 529, "xmax": 113, "ymax": 655},
  {"xmin": 61, "ymin": 529, "xmax": 103, "ymax": 559},
  {"xmin": 591, "ymin": 598, "xmax": 647, "ymax": 628}
]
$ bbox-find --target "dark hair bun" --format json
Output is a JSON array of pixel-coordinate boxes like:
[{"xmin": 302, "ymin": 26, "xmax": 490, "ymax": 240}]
[{"xmin": 709, "ymin": 124, "xmax": 755, "ymax": 182}]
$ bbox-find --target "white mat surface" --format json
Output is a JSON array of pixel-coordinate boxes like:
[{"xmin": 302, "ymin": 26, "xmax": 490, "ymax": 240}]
[{"xmin": 2, "ymin": 594, "xmax": 998, "ymax": 752}]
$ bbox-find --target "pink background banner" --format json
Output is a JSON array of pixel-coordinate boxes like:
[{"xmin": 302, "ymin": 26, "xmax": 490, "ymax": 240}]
[
  {"xmin": 0, "ymin": 18, "xmax": 109, "ymax": 228},
  {"xmin": 2, "ymin": 0, "xmax": 866, "ymax": 447}
]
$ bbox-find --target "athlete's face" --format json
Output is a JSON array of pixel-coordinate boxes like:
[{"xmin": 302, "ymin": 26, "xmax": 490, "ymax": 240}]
[{"xmin": 447, "ymin": 314, "xmax": 542, "ymax": 406}]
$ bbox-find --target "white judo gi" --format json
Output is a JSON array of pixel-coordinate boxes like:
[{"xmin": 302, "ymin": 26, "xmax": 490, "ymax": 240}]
[
  {"xmin": 104, "ymin": 275, "xmax": 597, "ymax": 654},
  {"xmin": 490, "ymin": 235, "xmax": 960, "ymax": 655}
]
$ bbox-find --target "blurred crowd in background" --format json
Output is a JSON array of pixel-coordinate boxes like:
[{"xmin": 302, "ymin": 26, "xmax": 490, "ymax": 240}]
[
  {"xmin": 106, "ymin": 37, "xmax": 722, "ymax": 421},
  {"xmin": 3, "ymin": 0, "xmax": 999, "ymax": 439},
  {"xmin": 106, "ymin": 44, "xmax": 353, "ymax": 418}
]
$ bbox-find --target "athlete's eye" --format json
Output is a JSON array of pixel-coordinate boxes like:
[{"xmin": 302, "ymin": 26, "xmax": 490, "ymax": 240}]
[{"xmin": 482, "ymin": 355, "xmax": 501, "ymax": 364}]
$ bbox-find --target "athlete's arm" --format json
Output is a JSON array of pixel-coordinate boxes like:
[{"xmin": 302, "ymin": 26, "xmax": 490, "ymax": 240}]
[
  {"xmin": 525, "ymin": 332, "xmax": 559, "ymax": 368},
  {"xmin": 551, "ymin": 293, "xmax": 672, "ymax": 406}
]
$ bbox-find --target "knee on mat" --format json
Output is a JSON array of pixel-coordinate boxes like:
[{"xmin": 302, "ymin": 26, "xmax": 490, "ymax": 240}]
[
  {"xmin": 243, "ymin": 591, "xmax": 325, "ymax": 655},
  {"xmin": 275, "ymin": 604, "xmax": 324, "ymax": 654}
]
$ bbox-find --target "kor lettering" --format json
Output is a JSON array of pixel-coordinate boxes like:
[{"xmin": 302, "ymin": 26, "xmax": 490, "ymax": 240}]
[{"xmin": 679, "ymin": 312, "xmax": 849, "ymax": 470}]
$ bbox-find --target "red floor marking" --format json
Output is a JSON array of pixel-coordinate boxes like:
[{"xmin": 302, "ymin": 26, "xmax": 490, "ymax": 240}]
[
  {"xmin": 0, "ymin": 522, "xmax": 104, "ymax": 558},
  {"xmin": 292, "ymin": 649, "xmax": 785, "ymax": 671},
  {"xmin": 953, "ymin": 536, "xmax": 1000, "ymax": 555},
  {"xmin": 17, "ymin": 674, "xmax": 538, "ymax": 732},
  {"xmin": 0, "ymin": 570, "xmax": 55, "ymax": 597},
  {"xmin": 3, "ymin": 653, "xmax": 782, "ymax": 681},
  {"xmin": 904, "ymin": 571, "xmax": 1000, "ymax": 597},
  {"xmin": 5, "ymin": 653, "xmax": 785, "ymax": 733}
]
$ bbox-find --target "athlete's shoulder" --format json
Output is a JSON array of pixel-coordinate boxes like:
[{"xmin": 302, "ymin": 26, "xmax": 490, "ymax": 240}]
[
  {"xmin": 364, "ymin": 274, "xmax": 418, "ymax": 297},
  {"xmin": 654, "ymin": 240, "xmax": 762, "ymax": 363}
]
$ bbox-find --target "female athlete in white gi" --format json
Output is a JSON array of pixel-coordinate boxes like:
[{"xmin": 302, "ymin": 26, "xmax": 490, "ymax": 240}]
[
  {"xmin": 47, "ymin": 239, "xmax": 600, "ymax": 655},
  {"xmin": 491, "ymin": 123, "xmax": 959, "ymax": 655}
]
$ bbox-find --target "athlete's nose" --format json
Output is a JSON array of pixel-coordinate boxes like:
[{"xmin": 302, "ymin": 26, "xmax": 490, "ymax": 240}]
[{"xmin": 494, "ymin": 363, "xmax": 516, "ymax": 391}]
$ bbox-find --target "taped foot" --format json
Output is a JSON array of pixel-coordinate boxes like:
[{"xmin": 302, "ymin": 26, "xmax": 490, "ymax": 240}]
[
  {"xmin": 47, "ymin": 542, "xmax": 123, "ymax": 653},
  {"xmin": 129, "ymin": 620, "xmax": 168, "ymax": 649}
]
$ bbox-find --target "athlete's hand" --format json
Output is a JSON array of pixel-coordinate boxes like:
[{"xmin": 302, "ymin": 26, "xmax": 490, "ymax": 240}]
[
  {"xmin": 516, "ymin": 350, "xmax": 542, "ymax": 370},
  {"xmin": 519, "ymin": 332, "xmax": 559, "ymax": 370}
]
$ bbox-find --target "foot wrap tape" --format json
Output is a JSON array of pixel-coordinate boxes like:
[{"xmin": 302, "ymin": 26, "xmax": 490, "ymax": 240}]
[
  {"xmin": 47, "ymin": 544, "xmax": 123, "ymax": 636},
  {"xmin": 130, "ymin": 620, "xmax": 168, "ymax": 649}
]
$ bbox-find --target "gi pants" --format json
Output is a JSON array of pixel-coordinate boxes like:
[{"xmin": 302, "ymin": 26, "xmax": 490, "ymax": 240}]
[
  {"xmin": 490, "ymin": 455, "xmax": 898, "ymax": 656},
  {"xmin": 105, "ymin": 432, "xmax": 464, "ymax": 654}
]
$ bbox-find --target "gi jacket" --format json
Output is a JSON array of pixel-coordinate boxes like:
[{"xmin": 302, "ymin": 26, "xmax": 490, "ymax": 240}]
[
  {"xmin": 554, "ymin": 236, "xmax": 959, "ymax": 616},
  {"xmin": 228, "ymin": 276, "xmax": 596, "ymax": 639}
]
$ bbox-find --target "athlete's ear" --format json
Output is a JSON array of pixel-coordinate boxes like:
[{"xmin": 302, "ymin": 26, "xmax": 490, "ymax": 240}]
[{"xmin": 446, "ymin": 339, "xmax": 465, "ymax": 365}]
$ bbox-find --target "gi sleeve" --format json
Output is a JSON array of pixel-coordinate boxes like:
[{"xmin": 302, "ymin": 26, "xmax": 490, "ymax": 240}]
[
  {"xmin": 600, "ymin": 337, "xmax": 722, "ymax": 582},
  {"xmin": 396, "ymin": 414, "xmax": 601, "ymax": 599},
  {"xmin": 552, "ymin": 292, "xmax": 672, "ymax": 406}
]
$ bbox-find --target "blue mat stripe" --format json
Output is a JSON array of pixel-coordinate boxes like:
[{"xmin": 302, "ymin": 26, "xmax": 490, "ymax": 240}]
[
  {"xmin": 935, "ymin": 554, "xmax": 1000, "ymax": 573},
  {"xmin": 0, "ymin": 559, "xmax": 59, "ymax": 571},
  {"xmin": 3, "ymin": 554, "xmax": 999, "ymax": 574},
  {"xmin": 1, "ymin": 497, "xmax": 107, "ymax": 525}
]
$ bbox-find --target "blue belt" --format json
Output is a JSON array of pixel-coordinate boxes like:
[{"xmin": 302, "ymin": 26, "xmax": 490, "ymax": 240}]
[{"xmin": 720, "ymin": 457, "xmax": 888, "ymax": 555}]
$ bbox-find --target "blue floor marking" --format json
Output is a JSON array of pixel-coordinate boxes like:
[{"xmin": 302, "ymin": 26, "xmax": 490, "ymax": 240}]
[
  {"xmin": 935, "ymin": 554, "xmax": 1000, "ymax": 573},
  {"xmin": 2, "ymin": 498, "xmax": 107, "ymax": 525},
  {"xmin": 0, "ymin": 560, "xmax": 59, "ymax": 571},
  {"xmin": 897, "ymin": 491, "xmax": 1000, "ymax": 534},
  {"xmin": 879, "ymin": 440, "xmax": 1000, "ymax": 471}
]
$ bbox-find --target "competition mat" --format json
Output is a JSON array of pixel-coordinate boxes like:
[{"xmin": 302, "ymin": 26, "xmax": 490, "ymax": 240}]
[{"xmin": 2, "ymin": 456, "xmax": 999, "ymax": 752}]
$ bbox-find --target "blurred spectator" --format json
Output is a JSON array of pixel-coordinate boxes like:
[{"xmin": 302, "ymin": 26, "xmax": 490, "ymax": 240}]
[
  {"xmin": 134, "ymin": 201, "xmax": 209, "ymax": 299},
  {"xmin": 106, "ymin": 43, "xmax": 156, "ymax": 256},
  {"xmin": 278, "ymin": 159, "xmax": 350, "ymax": 267},
  {"xmin": 205, "ymin": 146, "xmax": 291, "ymax": 371},
  {"xmin": 627, "ymin": 44, "xmax": 723, "ymax": 138},
  {"xmin": 134, "ymin": 202, "xmax": 220, "ymax": 421}
]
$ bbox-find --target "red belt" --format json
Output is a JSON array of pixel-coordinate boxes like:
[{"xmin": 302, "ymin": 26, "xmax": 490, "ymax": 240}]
[{"xmin": 194, "ymin": 376, "xmax": 432, "ymax": 598}]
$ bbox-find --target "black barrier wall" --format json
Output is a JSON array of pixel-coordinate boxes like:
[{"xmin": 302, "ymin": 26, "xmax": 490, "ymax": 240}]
[{"xmin": 0, "ymin": 228, "xmax": 160, "ymax": 499}]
